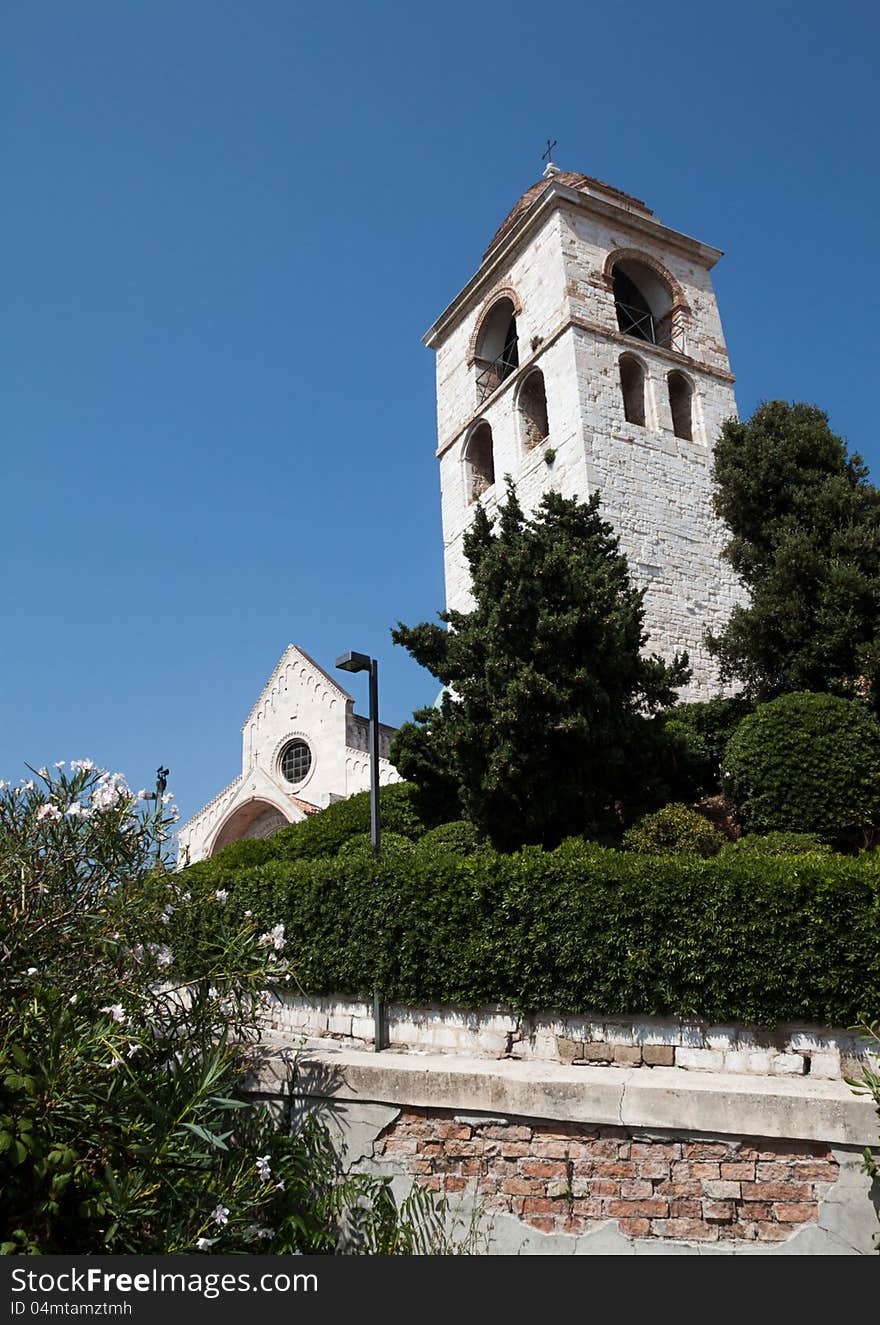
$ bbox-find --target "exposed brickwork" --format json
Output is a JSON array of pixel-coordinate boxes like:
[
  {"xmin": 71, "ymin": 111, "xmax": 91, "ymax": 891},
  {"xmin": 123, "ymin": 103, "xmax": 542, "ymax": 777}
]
[{"xmin": 375, "ymin": 1109, "xmax": 838, "ymax": 1243}]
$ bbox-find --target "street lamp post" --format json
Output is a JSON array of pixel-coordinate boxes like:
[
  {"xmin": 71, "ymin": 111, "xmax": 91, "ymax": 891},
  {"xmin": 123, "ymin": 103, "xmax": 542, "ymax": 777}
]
[{"xmin": 335, "ymin": 650, "xmax": 383, "ymax": 1050}]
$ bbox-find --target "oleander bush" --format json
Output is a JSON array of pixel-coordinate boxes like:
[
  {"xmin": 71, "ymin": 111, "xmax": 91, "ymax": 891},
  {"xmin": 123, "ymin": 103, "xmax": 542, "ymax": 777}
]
[
  {"xmin": 173, "ymin": 841, "xmax": 880, "ymax": 1026},
  {"xmin": 0, "ymin": 765, "xmax": 463, "ymax": 1255},
  {"xmin": 622, "ymin": 803, "xmax": 725, "ymax": 857},
  {"xmin": 722, "ymin": 691, "xmax": 880, "ymax": 845}
]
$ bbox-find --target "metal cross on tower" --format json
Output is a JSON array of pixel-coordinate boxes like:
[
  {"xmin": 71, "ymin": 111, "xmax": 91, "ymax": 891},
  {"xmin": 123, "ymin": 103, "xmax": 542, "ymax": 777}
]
[{"xmin": 541, "ymin": 138, "xmax": 557, "ymax": 165}]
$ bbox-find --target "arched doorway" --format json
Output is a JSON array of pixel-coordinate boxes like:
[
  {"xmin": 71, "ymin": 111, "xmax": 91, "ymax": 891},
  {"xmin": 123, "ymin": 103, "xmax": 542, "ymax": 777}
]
[{"xmin": 210, "ymin": 798, "xmax": 291, "ymax": 856}]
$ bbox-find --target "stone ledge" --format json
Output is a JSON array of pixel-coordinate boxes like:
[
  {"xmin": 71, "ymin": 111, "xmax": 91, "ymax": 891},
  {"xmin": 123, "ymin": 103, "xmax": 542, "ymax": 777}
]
[{"xmin": 267, "ymin": 1046, "xmax": 880, "ymax": 1150}]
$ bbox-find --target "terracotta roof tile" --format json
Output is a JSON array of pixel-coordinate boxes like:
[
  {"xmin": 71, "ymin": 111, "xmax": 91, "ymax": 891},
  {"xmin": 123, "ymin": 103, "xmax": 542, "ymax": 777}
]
[{"xmin": 484, "ymin": 171, "xmax": 653, "ymax": 258}]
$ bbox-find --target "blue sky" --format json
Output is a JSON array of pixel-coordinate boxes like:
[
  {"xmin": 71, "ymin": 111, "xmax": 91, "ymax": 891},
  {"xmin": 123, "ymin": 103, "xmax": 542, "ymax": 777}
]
[{"xmin": 4, "ymin": 0, "xmax": 878, "ymax": 823}]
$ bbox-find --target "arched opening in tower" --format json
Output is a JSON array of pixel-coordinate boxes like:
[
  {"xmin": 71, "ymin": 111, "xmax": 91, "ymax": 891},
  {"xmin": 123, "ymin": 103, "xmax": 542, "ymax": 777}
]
[
  {"xmin": 519, "ymin": 369, "xmax": 549, "ymax": 450},
  {"xmin": 465, "ymin": 422, "xmax": 495, "ymax": 500},
  {"xmin": 474, "ymin": 298, "xmax": 519, "ymax": 401},
  {"xmin": 612, "ymin": 260, "xmax": 675, "ymax": 349}
]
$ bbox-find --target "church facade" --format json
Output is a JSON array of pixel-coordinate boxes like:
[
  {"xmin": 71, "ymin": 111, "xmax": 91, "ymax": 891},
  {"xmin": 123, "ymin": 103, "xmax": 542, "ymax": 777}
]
[
  {"xmin": 177, "ymin": 645, "xmax": 400, "ymax": 864},
  {"xmin": 425, "ymin": 163, "xmax": 742, "ymax": 696}
]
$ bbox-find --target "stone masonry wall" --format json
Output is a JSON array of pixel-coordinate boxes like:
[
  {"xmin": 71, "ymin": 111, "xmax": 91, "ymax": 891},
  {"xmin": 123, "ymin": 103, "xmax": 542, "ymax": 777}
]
[{"xmin": 376, "ymin": 1109, "xmax": 839, "ymax": 1246}]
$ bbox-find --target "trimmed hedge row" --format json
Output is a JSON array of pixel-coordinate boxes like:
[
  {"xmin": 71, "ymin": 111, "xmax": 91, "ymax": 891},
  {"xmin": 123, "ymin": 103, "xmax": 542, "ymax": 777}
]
[{"xmin": 173, "ymin": 843, "xmax": 880, "ymax": 1026}]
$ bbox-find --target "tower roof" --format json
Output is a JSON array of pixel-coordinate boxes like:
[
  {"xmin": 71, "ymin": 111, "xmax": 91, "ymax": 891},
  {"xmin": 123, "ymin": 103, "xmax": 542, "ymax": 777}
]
[{"xmin": 484, "ymin": 170, "xmax": 653, "ymax": 259}]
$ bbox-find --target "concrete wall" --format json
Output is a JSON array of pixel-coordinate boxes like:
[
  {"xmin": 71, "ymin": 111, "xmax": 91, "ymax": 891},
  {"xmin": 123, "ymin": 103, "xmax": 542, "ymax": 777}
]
[{"xmin": 247, "ymin": 1042, "xmax": 880, "ymax": 1256}]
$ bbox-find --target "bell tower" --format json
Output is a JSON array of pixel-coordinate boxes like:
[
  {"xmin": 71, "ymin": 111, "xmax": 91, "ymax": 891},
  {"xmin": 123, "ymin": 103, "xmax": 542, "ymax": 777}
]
[{"xmin": 423, "ymin": 163, "xmax": 743, "ymax": 696}]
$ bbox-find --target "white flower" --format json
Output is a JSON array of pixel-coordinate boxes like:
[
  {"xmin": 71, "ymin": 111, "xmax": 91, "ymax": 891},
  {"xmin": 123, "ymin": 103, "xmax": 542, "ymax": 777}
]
[
  {"xmin": 162, "ymin": 791, "xmax": 174, "ymax": 806},
  {"xmin": 37, "ymin": 767, "xmax": 48, "ymax": 778},
  {"xmin": 210, "ymin": 1205, "xmax": 229, "ymax": 1227},
  {"xmin": 20, "ymin": 780, "xmax": 35, "ymax": 791},
  {"xmin": 155, "ymin": 945, "xmax": 173, "ymax": 969},
  {"xmin": 194, "ymin": 1237, "xmax": 212, "ymax": 1251},
  {"xmin": 258, "ymin": 923, "xmax": 285, "ymax": 953},
  {"xmin": 244, "ymin": 909, "xmax": 252, "ymax": 918},
  {"xmin": 54, "ymin": 761, "xmax": 65, "ymax": 769},
  {"xmin": 256, "ymin": 1154, "xmax": 272, "ymax": 1182},
  {"xmin": 275, "ymin": 1179, "xmax": 285, "ymax": 1191},
  {"xmin": 125, "ymin": 1042, "xmax": 139, "ymax": 1058},
  {"xmin": 102, "ymin": 1003, "xmax": 128, "ymax": 1024},
  {"xmin": 160, "ymin": 904, "xmax": 174, "ymax": 924},
  {"xmin": 70, "ymin": 758, "xmax": 95, "ymax": 772},
  {"xmin": 180, "ymin": 891, "xmax": 191, "ymax": 903},
  {"xmin": 136, "ymin": 788, "xmax": 148, "ymax": 801},
  {"xmin": 68, "ymin": 994, "xmax": 78, "ymax": 1005},
  {"xmin": 66, "ymin": 801, "xmax": 89, "ymax": 818},
  {"xmin": 0, "ymin": 780, "xmax": 8, "ymax": 789},
  {"xmin": 37, "ymin": 804, "xmax": 62, "ymax": 821},
  {"xmin": 26, "ymin": 967, "xmax": 38, "ymax": 976},
  {"xmin": 215, "ymin": 890, "xmax": 228, "ymax": 905}
]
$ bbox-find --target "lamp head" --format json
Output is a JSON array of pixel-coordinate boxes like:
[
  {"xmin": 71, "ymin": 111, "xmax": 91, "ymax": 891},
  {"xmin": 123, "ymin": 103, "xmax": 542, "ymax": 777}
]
[{"xmin": 335, "ymin": 650, "xmax": 371, "ymax": 674}]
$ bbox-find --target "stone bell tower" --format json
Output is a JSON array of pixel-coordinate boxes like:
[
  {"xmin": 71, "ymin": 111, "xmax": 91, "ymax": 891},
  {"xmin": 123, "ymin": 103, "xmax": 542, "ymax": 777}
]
[{"xmin": 423, "ymin": 163, "xmax": 743, "ymax": 696}]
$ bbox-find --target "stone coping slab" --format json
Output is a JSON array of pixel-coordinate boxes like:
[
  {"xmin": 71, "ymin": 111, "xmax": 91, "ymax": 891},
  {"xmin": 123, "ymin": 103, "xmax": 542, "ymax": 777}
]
[{"xmin": 246, "ymin": 1043, "xmax": 880, "ymax": 1150}]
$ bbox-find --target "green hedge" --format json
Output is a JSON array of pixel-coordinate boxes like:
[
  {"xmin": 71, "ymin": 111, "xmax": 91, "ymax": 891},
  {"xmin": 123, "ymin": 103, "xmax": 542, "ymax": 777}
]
[{"xmin": 173, "ymin": 844, "xmax": 880, "ymax": 1026}]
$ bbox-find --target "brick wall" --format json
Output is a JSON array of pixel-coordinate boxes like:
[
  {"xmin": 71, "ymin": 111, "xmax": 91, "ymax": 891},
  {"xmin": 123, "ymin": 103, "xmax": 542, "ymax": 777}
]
[{"xmin": 376, "ymin": 1109, "xmax": 839, "ymax": 1245}]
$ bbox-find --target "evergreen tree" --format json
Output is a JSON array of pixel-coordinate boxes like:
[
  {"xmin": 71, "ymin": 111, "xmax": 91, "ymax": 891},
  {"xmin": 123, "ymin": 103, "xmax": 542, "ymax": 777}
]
[
  {"xmin": 391, "ymin": 484, "xmax": 689, "ymax": 850},
  {"xmin": 708, "ymin": 401, "xmax": 880, "ymax": 709}
]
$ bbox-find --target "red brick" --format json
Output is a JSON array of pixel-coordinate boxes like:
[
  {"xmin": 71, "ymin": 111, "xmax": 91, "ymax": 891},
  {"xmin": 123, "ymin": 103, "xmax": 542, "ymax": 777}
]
[
  {"xmin": 671, "ymin": 1161, "xmax": 720, "ymax": 1180},
  {"xmin": 720, "ymin": 1162, "xmax": 755, "ymax": 1181},
  {"xmin": 530, "ymin": 1141, "xmax": 578, "ymax": 1160},
  {"xmin": 618, "ymin": 1179, "xmax": 653, "ymax": 1199},
  {"xmin": 443, "ymin": 1176, "xmax": 467, "ymax": 1192},
  {"xmin": 502, "ymin": 1178, "xmax": 540, "ymax": 1196},
  {"xmin": 655, "ymin": 1180, "xmax": 703, "ymax": 1199},
  {"xmin": 774, "ymin": 1203, "xmax": 816, "ymax": 1223},
  {"xmin": 572, "ymin": 1198, "xmax": 603, "ymax": 1218},
  {"xmin": 722, "ymin": 1222, "xmax": 759, "ymax": 1241},
  {"xmin": 443, "ymin": 1139, "xmax": 483, "ymax": 1157},
  {"xmin": 382, "ymin": 1138, "xmax": 419, "ymax": 1155},
  {"xmin": 685, "ymin": 1142, "xmax": 730, "ymax": 1160},
  {"xmin": 757, "ymin": 1223, "xmax": 792, "ymax": 1241},
  {"xmin": 458, "ymin": 1159, "xmax": 483, "ymax": 1176},
  {"xmin": 521, "ymin": 1159, "xmax": 568, "ymax": 1179},
  {"xmin": 522, "ymin": 1197, "xmax": 553, "ymax": 1214},
  {"xmin": 745, "ymin": 1182, "xmax": 810, "ymax": 1202},
  {"xmin": 618, "ymin": 1218, "xmax": 651, "ymax": 1237},
  {"xmin": 630, "ymin": 1142, "xmax": 682, "ymax": 1160},
  {"xmin": 436, "ymin": 1123, "xmax": 472, "ymax": 1140},
  {"xmin": 702, "ymin": 1200, "xmax": 735, "ymax": 1223},
  {"xmin": 500, "ymin": 1141, "xmax": 530, "ymax": 1158},
  {"xmin": 592, "ymin": 1161, "xmax": 637, "ymax": 1179},
  {"xmin": 790, "ymin": 1160, "xmax": 838, "ymax": 1182},
  {"xmin": 636, "ymin": 1158, "xmax": 671, "ymax": 1180},
  {"xmin": 482, "ymin": 1125, "xmax": 532, "ymax": 1141},
  {"xmin": 583, "ymin": 1139, "xmax": 624, "ymax": 1159},
  {"xmin": 651, "ymin": 1218, "xmax": 718, "ymax": 1241},
  {"xmin": 608, "ymin": 1199, "xmax": 669, "ymax": 1219},
  {"xmin": 755, "ymin": 1161, "xmax": 794, "ymax": 1182},
  {"xmin": 525, "ymin": 1216, "xmax": 555, "ymax": 1233},
  {"xmin": 669, "ymin": 1199, "xmax": 702, "ymax": 1218},
  {"xmin": 586, "ymin": 1179, "xmax": 620, "ymax": 1197},
  {"xmin": 410, "ymin": 1159, "xmax": 434, "ymax": 1175}
]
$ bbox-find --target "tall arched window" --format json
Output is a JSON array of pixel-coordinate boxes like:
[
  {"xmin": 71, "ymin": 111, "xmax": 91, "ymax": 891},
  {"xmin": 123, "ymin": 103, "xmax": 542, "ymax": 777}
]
[
  {"xmin": 465, "ymin": 422, "xmax": 495, "ymax": 502},
  {"xmin": 668, "ymin": 371, "xmax": 693, "ymax": 441},
  {"xmin": 611, "ymin": 258, "xmax": 676, "ymax": 350},
  {"xmin": 619, "ymin": 355, "xmax": 646, "ymax": 427},
  {"xmin": 518, "ymin": 369, "xmax": 549, "ymax": 450},
  {"xmin": 474, "ymin": 298, "xmax": 519, "ymax": 402}
]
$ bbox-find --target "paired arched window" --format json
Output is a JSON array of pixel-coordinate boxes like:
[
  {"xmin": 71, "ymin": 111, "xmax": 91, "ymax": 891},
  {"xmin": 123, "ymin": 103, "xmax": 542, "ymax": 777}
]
[
  {"xmin": 465, "ymin": 422, "xmax": 495, "ymax": 501},
  {"xmin": 668, "ymin": 371, "xmax": 694, "ymax": 441},
  {"xmin": 619, "ymin": 355, "xmax": 646, "ymax": 427},
  {"xmin": 474, "ymin": 297, "xmax": 519, "ymax": 402},
  {"xmin": 518, "ymin": 369, "xmax": 549, "ymax": 450},
  {"xmin": 611, "ymin": 257, "xmax": 678, "ymax": 351}
]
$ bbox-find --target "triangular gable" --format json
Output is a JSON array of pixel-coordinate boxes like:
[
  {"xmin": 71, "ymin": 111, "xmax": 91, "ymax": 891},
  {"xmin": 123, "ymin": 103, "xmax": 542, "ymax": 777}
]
[{"xmin": 240, "ymin": 644, "xmax": 353, "ymax": 730}]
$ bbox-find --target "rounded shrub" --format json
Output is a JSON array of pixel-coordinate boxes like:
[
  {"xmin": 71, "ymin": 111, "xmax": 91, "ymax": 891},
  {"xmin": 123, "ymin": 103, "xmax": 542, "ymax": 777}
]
[
  {"xmin": 336, "ymin": 830, "xmax": 414, "ymax": 860},
  {"xmin": 622, "ymin": 803, "xmax": 725, "ymax": 857},
  {"xmin": 720, "ymin": 831, "xmax": 832, "ymax": 858},
  {"xmin": 722, "ymin": 692, "xmax": 880, "ymax": 843},
  {"xmin": 415, "ymin": 820, "xmax": 485, "ymax": 857}
]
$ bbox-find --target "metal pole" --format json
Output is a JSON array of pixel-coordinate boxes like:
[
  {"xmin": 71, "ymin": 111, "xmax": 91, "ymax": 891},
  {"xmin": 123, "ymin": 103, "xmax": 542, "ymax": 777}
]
[
  {"xmin": 368, "ymin": 658, "xmax": 383, "ymax": 1051},
  {"xmin": 368, "ymin": 658, "xmax": 380, "ymax": 858}
]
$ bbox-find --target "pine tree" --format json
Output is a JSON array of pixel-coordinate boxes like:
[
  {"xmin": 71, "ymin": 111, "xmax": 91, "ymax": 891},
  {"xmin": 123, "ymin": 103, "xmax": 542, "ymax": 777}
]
[
  {"xmin": 391, "ymin": 484, "xmax": 689, "ymax": 850},
  {"xmin": 708, "ymin": 401, "xmax": 880, "ymax": 709}
]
